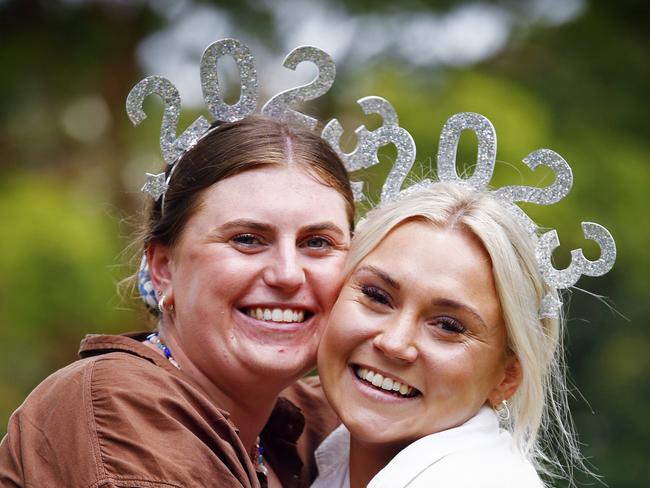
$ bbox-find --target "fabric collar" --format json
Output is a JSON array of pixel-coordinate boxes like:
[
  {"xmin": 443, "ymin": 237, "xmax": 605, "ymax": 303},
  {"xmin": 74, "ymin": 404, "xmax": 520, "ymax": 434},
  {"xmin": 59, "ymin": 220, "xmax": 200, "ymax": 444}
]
[
  {"xmin": 368, "ymin": 406, "xmax": 501, "ymax": 488},
  {"xmin": 78, "ymin": 332, "xmax": 305, "ymax": 437},
  {"xmin": 312, "ymin": 424, "xmax": 350, "ymax": 488},
  {"xmin": 312, "ymin": 406, "xmax": 502, "ymax": 488}
]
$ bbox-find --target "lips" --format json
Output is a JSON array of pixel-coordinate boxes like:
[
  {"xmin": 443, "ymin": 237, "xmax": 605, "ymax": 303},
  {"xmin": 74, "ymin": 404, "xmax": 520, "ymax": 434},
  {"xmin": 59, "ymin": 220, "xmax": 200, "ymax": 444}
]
[
  {"xmin": 354, "ymin": 364, "xmax": 420, "ymax": 398},
  {"xmin": 240, "ymin": 306, "xmax": 312, "ymax": 324}
]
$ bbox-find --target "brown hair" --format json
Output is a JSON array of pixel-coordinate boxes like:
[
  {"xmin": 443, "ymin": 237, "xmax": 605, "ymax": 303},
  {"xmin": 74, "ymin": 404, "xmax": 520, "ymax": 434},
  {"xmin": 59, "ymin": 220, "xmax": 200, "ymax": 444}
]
[{"xmin": 145, "ymin": 115, "xmax": 354, "ymax": 249}]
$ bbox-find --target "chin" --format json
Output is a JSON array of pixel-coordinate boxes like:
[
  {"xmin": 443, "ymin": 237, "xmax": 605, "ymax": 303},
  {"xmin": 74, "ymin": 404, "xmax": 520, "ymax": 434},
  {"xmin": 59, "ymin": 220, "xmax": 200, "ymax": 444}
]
[{"xmin": 248, "ymin": 347, "xmax": 316, "ymax": 380}]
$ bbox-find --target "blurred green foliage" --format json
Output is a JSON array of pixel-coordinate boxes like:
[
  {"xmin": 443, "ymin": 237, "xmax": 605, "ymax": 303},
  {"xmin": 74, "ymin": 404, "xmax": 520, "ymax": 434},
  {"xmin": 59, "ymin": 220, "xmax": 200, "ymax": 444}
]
[{"xmin": 0, "ymin": 1, "xmax": 647, "ymax": 486}]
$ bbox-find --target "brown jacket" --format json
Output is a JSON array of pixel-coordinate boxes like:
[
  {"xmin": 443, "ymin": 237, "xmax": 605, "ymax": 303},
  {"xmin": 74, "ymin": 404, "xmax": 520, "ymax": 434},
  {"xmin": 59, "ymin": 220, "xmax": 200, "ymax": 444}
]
[{"xmin": 0, "ymin": 333, "xmax": 339, "ymax": 488}]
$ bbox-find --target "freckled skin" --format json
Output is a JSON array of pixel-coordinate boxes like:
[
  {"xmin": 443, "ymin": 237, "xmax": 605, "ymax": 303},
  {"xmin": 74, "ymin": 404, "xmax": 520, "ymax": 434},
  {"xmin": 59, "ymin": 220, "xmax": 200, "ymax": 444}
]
[{"xmin": 318, "ymin": 221, "xmax": 515, "ymax": 459}]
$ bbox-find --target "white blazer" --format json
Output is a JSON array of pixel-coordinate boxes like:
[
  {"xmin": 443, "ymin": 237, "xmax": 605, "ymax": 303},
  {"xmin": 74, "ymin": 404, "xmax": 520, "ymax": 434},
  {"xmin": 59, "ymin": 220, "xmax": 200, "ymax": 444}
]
[{"xmin": 311, "ymin": 406, "xmax": 544, "ymax": 488}]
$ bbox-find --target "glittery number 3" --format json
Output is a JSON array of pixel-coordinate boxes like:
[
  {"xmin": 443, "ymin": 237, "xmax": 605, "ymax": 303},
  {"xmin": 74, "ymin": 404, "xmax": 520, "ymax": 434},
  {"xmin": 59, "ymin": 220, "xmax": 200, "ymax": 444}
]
[
  {"xmin": 321, "ymin": 97, "xmax": 416, "ymax": 202},
  {"xmin": 262, "ymin": 46, "xmax": 336, "ymax": 130},
  {"xmin": 537, "ymin": 223, "xmax": 617, "ymax": 289},
  {"xmin": 126, "ymin": 76, "xmax": 210, "ymax": 165}
]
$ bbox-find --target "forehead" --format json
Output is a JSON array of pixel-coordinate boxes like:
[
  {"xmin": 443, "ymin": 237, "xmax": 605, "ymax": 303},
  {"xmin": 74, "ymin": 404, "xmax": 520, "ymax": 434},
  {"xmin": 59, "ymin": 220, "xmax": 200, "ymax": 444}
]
[
  {"xmin": 194, "ymin": 165, "xmax": 349, "ymax": 225},
  {"xmin": 360, "ymin": 220, "xmax": 501, "ymax": 319}
]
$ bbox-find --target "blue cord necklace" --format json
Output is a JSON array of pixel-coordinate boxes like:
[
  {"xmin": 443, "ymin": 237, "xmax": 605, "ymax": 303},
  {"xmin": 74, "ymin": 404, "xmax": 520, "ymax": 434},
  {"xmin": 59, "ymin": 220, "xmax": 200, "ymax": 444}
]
[{"xmin": 146, "ymin": 332, "xmax": 181, "ymax": 370}]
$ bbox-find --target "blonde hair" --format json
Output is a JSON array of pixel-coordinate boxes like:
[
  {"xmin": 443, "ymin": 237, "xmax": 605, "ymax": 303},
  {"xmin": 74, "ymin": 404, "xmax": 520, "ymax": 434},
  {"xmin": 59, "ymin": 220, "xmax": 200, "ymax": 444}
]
[{"xmin": 346, "ymin": 182, "xmax": 584, "ymax": 483}]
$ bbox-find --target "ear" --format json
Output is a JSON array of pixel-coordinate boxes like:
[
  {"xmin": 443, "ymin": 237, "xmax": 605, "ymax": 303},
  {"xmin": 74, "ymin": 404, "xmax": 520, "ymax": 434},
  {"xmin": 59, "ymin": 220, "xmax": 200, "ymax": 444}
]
[
  {"xmin": 488, "ymin": 352, "xmax": 522, "ymax": 406},
  {"xmin": 147, "ymin": 241, "xmax": 174, "ymax": 294}
]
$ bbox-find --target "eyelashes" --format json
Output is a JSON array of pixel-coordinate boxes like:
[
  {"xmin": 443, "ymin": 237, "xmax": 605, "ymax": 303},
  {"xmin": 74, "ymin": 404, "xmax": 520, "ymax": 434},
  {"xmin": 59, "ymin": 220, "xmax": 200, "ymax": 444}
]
[
  {"xmin": 356, "ymin": 281, "xmax": 467, "ymax": 335},
  {"xmin": 360, "ymin": 284, "xmax": 392, "ymax": 306},
  {"xmin": 433, "ymin": 316, "xmax": 466, "ymax": 334},
  {"xmin": 229, "ymin": 233, "xmax": 336, "ymax": 251}
]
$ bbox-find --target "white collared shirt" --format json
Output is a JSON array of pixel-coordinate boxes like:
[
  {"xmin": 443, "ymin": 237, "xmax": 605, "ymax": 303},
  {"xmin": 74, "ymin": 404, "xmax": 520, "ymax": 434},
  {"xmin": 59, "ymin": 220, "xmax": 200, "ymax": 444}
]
[{"xmin": 311, "ymin": 407, "xmax": 544, "ymax": 488}]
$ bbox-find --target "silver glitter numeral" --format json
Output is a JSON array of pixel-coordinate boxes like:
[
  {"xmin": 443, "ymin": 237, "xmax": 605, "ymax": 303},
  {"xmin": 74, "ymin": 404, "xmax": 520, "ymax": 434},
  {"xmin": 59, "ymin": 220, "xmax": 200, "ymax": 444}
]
[
  {"xmin": 322, "ymin": 97, "xmax": 415, "ymax": 202},
  {"xmin": 126, "ymin": 76, "xmax": 210, "ymax": 165},
  {"xmin": 322, "ymin": 96, "xmax": 395, "ymax": 171},
  {"xmin": 494, "ymin": 148, "xmax": 574, "ymax": 233},
  {"xmin": 262, "ymin": 46, "xmax": 336, "ymax": 130},
  {"xmin": 537, "ymin": 222, "xmax": 617, "ymax": 289},
  {"xmin": 377, "ymin": 127, "xmax": 417, "ymax": 205},
  {"xmin": 200, "ymin": 38, "xmax": 259, "ymax": 122},
  {"xmin": 436, "ymin": 112, "xmax": 496, "ymax": 191}
]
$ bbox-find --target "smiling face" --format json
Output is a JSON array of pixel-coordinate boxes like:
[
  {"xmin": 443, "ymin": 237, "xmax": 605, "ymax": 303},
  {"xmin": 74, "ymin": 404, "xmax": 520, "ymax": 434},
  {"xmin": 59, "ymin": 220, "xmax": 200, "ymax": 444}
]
[
  {"xmin": 318, "ymin": 219, "xmax": 519, "ymax": 454},
  {"xmin": 153, "ymin": 165, "xmax": 351, "ymax": 394}
]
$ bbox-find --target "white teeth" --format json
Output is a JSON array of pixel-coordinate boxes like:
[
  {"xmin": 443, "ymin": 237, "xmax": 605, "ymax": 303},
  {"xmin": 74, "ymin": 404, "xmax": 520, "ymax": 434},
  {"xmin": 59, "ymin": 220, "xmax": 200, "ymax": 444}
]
[
  {"xmin": 245, "ymin": 307, "xmax": 306, "ymax": 323},
  {"xmin": 355, "ymin": 366, "xmax": 416, "ymax": 398}
]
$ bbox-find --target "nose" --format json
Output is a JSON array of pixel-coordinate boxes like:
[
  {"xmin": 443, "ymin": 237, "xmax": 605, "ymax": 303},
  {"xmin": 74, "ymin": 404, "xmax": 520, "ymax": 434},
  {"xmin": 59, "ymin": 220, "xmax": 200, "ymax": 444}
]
[
  {"xmin": 263, "ymin": 240, "xmax": 305, "ymax": 292},
  {"xmin": 372, "ymin": 313, "xmax": 419, "ymax": 363}
]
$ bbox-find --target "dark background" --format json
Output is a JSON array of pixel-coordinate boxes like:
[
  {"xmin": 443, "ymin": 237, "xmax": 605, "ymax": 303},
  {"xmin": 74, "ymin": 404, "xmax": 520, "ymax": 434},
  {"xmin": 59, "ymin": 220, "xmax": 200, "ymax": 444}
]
[{"xmin": 1, "ymin": 1, "xmax": 647, "ymax": 486}]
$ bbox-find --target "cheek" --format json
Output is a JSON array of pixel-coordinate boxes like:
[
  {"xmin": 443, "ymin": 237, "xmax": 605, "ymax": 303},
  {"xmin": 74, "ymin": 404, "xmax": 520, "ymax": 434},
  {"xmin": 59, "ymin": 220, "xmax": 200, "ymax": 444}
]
[
  {"xmin": 309, "ymin": 257, "xmax": 348, "ymax": 306},
  {"xmin": 323, "ymin": 299, "xmax": 374, "ymax": 356}
]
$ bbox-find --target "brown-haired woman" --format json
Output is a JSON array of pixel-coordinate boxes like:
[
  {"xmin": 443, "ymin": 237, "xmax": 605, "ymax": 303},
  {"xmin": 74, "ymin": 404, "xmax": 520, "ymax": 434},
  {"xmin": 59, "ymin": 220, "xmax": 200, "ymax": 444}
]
[{"xmin": 0, "ymin": 116, "xmax": 353, "ymax": 488}]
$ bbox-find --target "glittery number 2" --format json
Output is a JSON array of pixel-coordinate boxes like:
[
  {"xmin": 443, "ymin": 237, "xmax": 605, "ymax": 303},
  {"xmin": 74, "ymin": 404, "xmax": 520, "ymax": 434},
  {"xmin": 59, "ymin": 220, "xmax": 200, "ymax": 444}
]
[
  {"xmin": 200, "ymin": 38, "xmax": 259, "ymax": 122},
  {"xmin": 496, "ymin": 149, "xmax": 573, "ymax": 205},
  {"xmin": 262, "ymin": 46, "xmax": 336, "ymax": 130},
  {"xmin": 126, "ymin": 76, "xmax": 210, "ymax": 165}
]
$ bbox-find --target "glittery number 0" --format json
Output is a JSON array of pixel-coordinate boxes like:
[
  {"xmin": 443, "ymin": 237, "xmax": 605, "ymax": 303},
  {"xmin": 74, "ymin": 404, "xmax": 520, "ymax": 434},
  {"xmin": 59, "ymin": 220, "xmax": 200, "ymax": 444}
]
[
  {"xmin": 200, "ymin": 38, "xmax": 259, "ymax": 122},
  {"xmin": 262, "ymin": 46, "xmax": 336, "ymax": 130},
  {"xmin": 436, "ymin": 112, "xmax": 497, "ymax": 191},
  {"xmin": 537, "ymin": 222, "xmax": 616, "ymax": 289},
  {"xmin": 126, "ymin": 76, "xmax": 210, "ymax": 165}
]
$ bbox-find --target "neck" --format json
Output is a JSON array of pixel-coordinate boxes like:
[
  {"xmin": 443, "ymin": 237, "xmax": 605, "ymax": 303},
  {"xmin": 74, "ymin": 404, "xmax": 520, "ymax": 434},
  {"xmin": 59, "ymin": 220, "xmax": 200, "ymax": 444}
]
[
  {"xmin": 149, "ymin": 325, "xmax": 281, "ymax": 452},
  {"xmin": 349, "ymin": 437, "xmax": 403, "ymax": 488}
]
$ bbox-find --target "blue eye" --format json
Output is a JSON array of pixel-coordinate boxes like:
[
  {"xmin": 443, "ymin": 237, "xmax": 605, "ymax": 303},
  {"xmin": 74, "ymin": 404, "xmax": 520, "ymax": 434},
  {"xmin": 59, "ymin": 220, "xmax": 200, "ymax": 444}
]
[
  {"xmin": 302, "ymin": 236, "xmax": 333, "ymax": 249},
  {"xmin": 232, "ymin": 234, "xmax": 263, "ymax": 246}
]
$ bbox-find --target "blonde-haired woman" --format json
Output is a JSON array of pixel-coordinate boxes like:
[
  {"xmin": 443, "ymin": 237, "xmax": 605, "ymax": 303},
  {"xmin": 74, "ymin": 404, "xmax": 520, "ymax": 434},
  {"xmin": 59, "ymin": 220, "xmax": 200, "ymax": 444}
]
[{"xmin": 313, "ymin": 181, "xmax": 610, "ymax": 488}]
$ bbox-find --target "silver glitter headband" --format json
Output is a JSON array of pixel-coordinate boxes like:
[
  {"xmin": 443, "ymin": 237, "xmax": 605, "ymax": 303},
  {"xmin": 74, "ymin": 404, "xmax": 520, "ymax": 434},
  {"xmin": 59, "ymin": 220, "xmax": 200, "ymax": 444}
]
[
  {"xmin": 126, "ymin": 38, "xmax": 336, "ymax": 209},
  {"xmin": 323, "ymin": 107, "xmax": 616, "ymax": 319}
]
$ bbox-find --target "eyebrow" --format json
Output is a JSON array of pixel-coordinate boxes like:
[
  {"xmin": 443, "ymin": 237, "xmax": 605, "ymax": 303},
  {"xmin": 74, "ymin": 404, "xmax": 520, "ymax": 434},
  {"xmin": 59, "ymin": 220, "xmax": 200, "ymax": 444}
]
[
  {"xmin": 217, "ymin": 219, "xmax": 273, "ymax": 233},
  {"xmin": 216, "ymin": 219, "xmax": 346, "ymax": 238},
  {"xmin": 301, "ymin": 222, "xmax": 347, "ymax": 239},
  {"xmin": 432, "ymin": 298, "xmax": 488, "ymax": 330},
  {"xmin": 355, "ymin": 265, "xmax": 401, "ymax": 290}
]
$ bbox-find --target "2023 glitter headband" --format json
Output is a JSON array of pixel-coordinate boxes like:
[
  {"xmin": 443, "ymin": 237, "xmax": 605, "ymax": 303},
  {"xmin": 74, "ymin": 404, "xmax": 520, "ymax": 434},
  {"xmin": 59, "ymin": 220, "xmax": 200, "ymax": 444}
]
[
  {"xmin": 126, "ymin": 38, "xmax": 337, "ymax": 211},
  {"xmin": 323, "ymin": 106, "xmax": 616, "ymax": 319},
  {"xmin": 127, "ymin": 38, "xmax": 615, "ymax": 319}
]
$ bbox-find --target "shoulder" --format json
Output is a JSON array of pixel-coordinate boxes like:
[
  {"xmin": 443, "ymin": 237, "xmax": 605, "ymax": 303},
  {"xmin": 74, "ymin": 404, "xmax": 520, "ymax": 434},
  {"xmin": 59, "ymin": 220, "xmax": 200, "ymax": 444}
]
[
  {"xmin": 411, "ymin": 443, "xmax": 544, "ymax": 488},
  {"xmin": 1, "ymin": 351, "xmax": 256, "ymax": 487}
]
